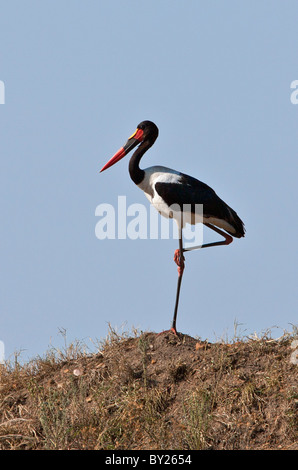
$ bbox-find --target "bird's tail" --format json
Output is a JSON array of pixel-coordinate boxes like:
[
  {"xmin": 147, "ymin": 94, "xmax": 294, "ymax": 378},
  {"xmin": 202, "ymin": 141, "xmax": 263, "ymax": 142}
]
[{"xmin": 225, "ymin": 205, "xmax": 245, "ymax": 238}]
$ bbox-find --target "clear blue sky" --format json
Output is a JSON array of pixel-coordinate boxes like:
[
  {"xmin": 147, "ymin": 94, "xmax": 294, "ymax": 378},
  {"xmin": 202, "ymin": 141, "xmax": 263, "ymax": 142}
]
[{"xmin": 1, "ymin": 1, "xmax": 297, "ymax": 362}]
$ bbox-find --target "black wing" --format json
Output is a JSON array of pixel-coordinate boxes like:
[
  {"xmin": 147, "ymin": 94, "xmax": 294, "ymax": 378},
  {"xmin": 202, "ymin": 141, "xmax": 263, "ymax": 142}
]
[{"xmin": 155, "ymin": 173, "xmax": 245, "ymax": 238}]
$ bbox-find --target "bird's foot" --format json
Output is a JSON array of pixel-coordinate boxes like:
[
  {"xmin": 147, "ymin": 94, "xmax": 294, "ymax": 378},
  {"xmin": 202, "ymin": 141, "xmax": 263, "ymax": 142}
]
[
  {"xmin": 157, "ymin": 327, "xmax": 178, "ymax": 336},
  {"xmin": 174, "ymin": 249, "xmax": 185, "ymax": 275}
]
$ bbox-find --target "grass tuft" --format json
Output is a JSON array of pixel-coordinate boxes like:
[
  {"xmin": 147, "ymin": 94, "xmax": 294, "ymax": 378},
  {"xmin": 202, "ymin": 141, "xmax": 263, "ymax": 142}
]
[{"xmin": 0, "ymin": 325, "xmax": 297, "ymax": 450}]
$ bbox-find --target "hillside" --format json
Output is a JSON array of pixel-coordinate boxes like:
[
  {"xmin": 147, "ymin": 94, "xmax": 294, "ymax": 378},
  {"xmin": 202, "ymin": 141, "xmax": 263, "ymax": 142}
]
[{"xmin": 0, "ymin": 328, "xmax": 297, "ymax": 450}]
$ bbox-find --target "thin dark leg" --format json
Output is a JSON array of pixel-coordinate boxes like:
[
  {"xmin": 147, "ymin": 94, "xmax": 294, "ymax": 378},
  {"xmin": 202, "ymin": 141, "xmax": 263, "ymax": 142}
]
[
  {"xmin": 183, "ymin": 223, "xmax": 233, "ymax": 253},
  {"xmin": 171, "ymin": 231, "xmax": 185, "ymax": 334},
  {"xmin": 171, "ymin": 224, "xmax": 233, "ymax": 334},
  {"xmin": 168, "ymin": 224, "xmax": 233, "ymax": 335}
]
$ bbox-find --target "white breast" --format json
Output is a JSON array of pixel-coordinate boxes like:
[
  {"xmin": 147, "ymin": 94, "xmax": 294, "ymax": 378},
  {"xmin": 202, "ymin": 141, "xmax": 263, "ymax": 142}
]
[{"xmin": 137, "ymin": 166, "xmax": 195, "ymax": 227}]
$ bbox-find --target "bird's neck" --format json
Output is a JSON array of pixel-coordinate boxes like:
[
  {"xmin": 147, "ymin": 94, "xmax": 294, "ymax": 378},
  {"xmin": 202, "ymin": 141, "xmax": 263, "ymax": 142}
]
[{"xmin": 129, "ymin": 140, "xmax": 151, "ymax": 185}]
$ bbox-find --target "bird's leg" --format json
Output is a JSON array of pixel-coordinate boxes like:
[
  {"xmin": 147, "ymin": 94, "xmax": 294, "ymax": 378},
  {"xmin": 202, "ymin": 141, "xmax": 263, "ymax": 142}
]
[
  {"xmin": 183, "ymin": 223, "xmax": 233, "ymax": 253},
  {"xmin": 173, "ymin": 246, "xmax": 185, "ymax": 276},
  {"xmin": 171, "ymin": 231, "xmax": 185, "ymax": 334},
  {"xmin": 168, "ymin": 224, "xmax": 232, "ymax": 336}
]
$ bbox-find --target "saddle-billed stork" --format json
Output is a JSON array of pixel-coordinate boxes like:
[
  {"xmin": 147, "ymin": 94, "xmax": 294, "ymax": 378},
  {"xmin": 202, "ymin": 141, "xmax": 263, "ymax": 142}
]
[{"xmin": 100, "ymin": 120, "xmax": 245, "ymax": 334}]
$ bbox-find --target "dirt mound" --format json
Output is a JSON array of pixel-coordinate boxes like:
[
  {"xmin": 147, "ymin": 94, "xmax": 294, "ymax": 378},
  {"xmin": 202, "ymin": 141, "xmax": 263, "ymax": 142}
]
[{"xmin": 0, "ymin": 330, "xmax": 297, "ymax": 449}]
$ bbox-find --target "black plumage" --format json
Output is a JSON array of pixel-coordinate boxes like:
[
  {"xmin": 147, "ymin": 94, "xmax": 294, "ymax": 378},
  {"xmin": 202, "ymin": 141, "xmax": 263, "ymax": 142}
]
[{"xmin": 155, "ymin": 173, "xmax": 245, "ymax": 238}]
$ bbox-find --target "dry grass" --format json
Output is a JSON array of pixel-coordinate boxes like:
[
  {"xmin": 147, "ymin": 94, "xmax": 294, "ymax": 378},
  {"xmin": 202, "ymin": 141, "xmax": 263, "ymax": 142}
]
[{"xmin": 0, "ymin": 325, "xmax": 297, "ymax": 450}]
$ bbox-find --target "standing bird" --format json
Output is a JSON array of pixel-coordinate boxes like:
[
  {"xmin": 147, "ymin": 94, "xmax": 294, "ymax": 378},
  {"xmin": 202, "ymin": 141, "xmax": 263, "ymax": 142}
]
[{"xmin": 100, "ymin": 121, "xmax": 245, "ymax": 334}]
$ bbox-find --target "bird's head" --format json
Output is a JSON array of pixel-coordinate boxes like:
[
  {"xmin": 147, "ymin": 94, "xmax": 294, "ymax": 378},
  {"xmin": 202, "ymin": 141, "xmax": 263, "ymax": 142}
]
[{"xmin": 100, "ymin": 121, "xmax": 159, "ymax": 173}]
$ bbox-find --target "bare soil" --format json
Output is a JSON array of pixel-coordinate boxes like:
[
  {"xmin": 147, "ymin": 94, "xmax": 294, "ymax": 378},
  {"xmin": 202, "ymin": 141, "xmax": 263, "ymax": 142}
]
[{"xmin": 0, "ymin": 330, "xmax": 297, "ymax": 450}]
